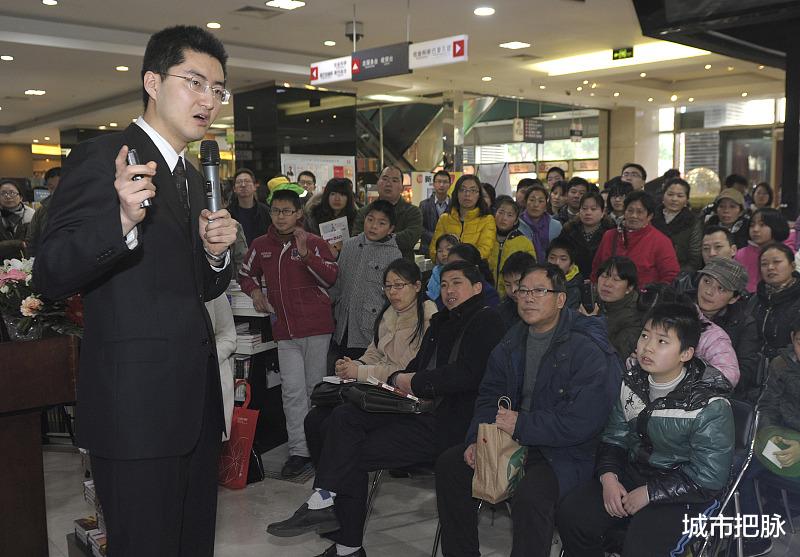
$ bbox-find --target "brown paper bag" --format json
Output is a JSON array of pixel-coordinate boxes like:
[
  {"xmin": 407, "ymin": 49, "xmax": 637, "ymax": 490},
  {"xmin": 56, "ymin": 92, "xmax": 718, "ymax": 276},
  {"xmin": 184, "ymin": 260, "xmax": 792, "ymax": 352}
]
[{"xmin": 471, "ymin": 422, "xmax": 528, "ymax": 504}]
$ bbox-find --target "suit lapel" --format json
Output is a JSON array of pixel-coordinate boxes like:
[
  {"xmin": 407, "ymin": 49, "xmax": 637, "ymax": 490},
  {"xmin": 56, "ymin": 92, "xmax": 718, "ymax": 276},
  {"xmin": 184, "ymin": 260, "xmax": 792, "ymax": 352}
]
[
  {"xmin": 186, "ymin": 159, "xmax": 205, "ymax": 250},
  {"xmin": 123, "ymin": 124, "xmax": 190, "ymax": 238}
]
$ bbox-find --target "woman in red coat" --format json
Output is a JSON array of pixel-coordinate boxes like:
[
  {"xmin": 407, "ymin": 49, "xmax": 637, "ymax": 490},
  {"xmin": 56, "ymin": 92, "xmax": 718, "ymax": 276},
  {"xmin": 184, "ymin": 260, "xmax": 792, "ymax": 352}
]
[{"xmin": 591, "ymin": 191, "xmax": 680, "ymax": 287}]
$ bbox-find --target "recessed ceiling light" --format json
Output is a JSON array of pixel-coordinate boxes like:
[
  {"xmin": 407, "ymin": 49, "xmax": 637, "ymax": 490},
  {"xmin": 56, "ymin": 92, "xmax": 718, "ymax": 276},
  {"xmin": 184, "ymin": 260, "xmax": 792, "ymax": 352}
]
[
  {"xmin": 582, "ymin": 80, "xmax": 589, "ymax": 85},
  {"xmin": 741, "ymin": 92, "xmax": 748, "ymax": 97},
  {"xmin": 206, "ymin": 22, "xmax": 222, "ymax": 29},
  {"xmin": 474, "ymin": 7, "xmax": 495, "ymax": 16},
  {"xmin": 640, "ymin": 72, "xmax": 647, "ymax": 77},
  {"xmin": 704, "ymin": 64, "xmax": 712, "ymax": 70},
  {"xmin": 132, "ymin": 118, "xmax": 137, "ymax": 122},
  {"xmin": 481, "ymin": 76, "xmax": 492, "ymax": 82},
  {"xmin": 688, "ymin": 97, "xmax": 694, "ymax": 102},
  {"xmin": 367, "ymin": 94, "xmax": 413, "ymax": 102},
  {"xmin": 305, "ymin": 118, "xmax": 310, "ymax": 123},
  {"xmin": 551, "ymin": 114, "xmax": 557, "ymax": 119},
  {"xmin": 589, "ymin": 92, "xmax": 595, "ymax": 97},
  {"xmin": 613, "ymin": 91, "xmax": 620, "ymax": 97},
  {"xmin": 24, "ymin": 89, "xmax": 46, "ymax": 96},
  {"xmin": 1, "ymin": 55, "xmax": 13, "ymax": 61},
  {"xmin": 265, "ymin": 0, "xmax": 305, "ymax": 9},
  {"xmin": 42, "ymin": 0, "xmax": 58, "ymax": 5},
  {"xmin": 109, "ymin": 122, "xmax": 118, "ymax": 127},
  {"xmin": 499, "ymin": 41, "xmax": 530, "ymax": 49},
  {"xmin": 670, "ymin": 94, "xmax": 678, "ymax": 102},
  {"xmin": 98, "ymin": 126, "xmax": 106, "ymax": 130},
  {"xmin": 332, "ymin": 114, "xmax": 337, "ymax": 119},
  {"xmin": 576, "ymin": 86, "xmax": 583, "ymax": 91},
  {"xmin": 44, "ymin": 136, "xmax": 50, "ymax": 140},
  {"xmin": 591, "ymin": 82, "xmax": 597, "ymax": 89},
  {"xmin": 538, "ymin": 85, "xmax": 546, "ymax": 90},
  {"xmin": 246, "ymin": 105, "xmax": 255, "ymax": 110},
  {"xmin": 758, "ymin": 65, "xmax": 765, "ymax": 70},
  {"xmin": 33, "ymin": 139, "xmax": 39, "ymax": 143},
  {"xmin": 323, "ymin": 40, "xmax": 336, "ymax": 47},
  {"xmin": 647, "ymin": 97, "xmax": 654, "ymax": 102},
  {"xmin": 727, "ymin": 66, "xmax": 735, "ymax": 71},
  {"xmin": 115, "ymin": 65, "xmax": 129, "ymax": 72},
  {"xmin": 283, "ymin": 82, "xmax": 291, "ymax": 88}
]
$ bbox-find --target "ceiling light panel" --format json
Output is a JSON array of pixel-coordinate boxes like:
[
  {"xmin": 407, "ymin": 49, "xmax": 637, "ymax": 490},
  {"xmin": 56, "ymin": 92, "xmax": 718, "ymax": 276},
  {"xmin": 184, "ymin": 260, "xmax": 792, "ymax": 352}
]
[
  {"xmin": 474, "ymin": 7, "xmax": 495, "ymax": 16},
  {"xmin": 499, "ymin": 41, "xmax": 530, "ymax": 49},
  {"xmin": 266, "ymin": 0, "xmax": 305, "ymax": 9}
]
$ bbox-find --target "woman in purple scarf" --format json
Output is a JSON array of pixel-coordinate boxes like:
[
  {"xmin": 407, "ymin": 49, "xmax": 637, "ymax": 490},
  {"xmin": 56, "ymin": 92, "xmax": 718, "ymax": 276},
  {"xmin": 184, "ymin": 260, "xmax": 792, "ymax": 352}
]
[{"xmin": 518, "ymin": 183, "xmax": 562, "ymax": 260}]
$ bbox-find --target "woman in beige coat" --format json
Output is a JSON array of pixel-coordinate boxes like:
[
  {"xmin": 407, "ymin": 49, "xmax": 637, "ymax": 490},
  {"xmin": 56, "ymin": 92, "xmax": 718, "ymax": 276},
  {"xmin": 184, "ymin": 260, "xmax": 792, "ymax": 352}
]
[{"xmin": 205, "ymin": 293, "xmax": 237, "ymax": 441}]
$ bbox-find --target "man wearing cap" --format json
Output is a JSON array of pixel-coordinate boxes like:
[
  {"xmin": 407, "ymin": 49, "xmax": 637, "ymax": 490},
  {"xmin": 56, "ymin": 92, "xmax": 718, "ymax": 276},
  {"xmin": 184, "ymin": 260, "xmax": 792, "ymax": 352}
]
[
  {"xmin": 352, "ymin": 165, "xmax": 422, "ymax": 261},
  {"xmin": 695, "ymin": 257, "xmax": 761, "ymax": 402},
  {"xmin": 704, "ymin": 188, "xmax": 750, "ymax": 250}
]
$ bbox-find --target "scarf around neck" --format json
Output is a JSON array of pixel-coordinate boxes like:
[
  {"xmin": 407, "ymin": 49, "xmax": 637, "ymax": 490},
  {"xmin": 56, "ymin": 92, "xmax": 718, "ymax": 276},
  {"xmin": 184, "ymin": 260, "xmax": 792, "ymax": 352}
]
[{"xmin": 521, "ymin": 211, "xmax": 551, "ymax": 259}]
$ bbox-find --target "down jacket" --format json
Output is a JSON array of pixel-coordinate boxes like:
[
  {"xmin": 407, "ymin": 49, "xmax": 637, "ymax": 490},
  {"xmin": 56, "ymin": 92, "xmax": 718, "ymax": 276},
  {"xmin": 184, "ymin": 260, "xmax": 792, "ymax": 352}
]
[
  {"xmin": 652, "ymin": 206, "xmax": 703, "ymax": 274},
  {"xmin": 748, "ymin": 272, "xmax": 800, "ymax": 359},
  {"xmin": 429, "ymin": 207, "xmax": 496, "ymax": 261},
  {"xmin": 330, "ymin": 232, "xmax": 402, "ymax": 349},
  {"xmin": 596, "ymin": 358, "xmax": 734, "ymax": 504},
  {"xmin": 592, "ymin": 224, "xmax": 680, "ymax": 286},
  {"xmin": 759, "ymin": 347, "xmax": 800, "ymax": 431},
  {"xmin": 238, "ymin": 225, "xmax": 338, "ymax": 341},
  {"xmin": 488, "ymin": 227, "xmax": 536, "ymax": 298},
  {"xmin": 467, "ymin": 309, "xmax": 622, "ymax": 499}
]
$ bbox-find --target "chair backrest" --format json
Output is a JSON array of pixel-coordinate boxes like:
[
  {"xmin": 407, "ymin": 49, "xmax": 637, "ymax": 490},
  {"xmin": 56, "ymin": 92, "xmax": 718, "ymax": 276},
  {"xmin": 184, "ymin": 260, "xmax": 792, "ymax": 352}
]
[{"xmin": 729, "ymin": 399, "xmax": 756, "ymax": 452}]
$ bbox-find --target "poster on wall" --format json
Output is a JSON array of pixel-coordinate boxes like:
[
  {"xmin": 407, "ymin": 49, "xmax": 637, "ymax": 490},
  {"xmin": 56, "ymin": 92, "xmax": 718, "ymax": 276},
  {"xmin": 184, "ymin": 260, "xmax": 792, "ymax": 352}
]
[{"xmin": 279, "ymin": 154, "xmax": 356, "ymax": 194}]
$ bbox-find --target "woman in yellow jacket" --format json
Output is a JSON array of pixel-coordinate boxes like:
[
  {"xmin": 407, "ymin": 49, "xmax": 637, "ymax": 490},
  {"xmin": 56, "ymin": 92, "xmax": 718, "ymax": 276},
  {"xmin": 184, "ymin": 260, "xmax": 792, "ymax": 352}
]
[
  {"xmin": 489, "ymin": 195, "xmax": 537, "ymax": 298},
  {"xmin": 429, "ymin": 174, "xmax": 496, "ymax": 261}
]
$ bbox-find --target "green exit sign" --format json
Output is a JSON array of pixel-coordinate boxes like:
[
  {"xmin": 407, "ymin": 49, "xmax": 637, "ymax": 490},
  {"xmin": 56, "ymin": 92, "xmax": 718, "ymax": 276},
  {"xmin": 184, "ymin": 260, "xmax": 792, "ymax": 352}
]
[{"xmin": 612, "ymin": 47, "xmax": 634, "ymax": 60}]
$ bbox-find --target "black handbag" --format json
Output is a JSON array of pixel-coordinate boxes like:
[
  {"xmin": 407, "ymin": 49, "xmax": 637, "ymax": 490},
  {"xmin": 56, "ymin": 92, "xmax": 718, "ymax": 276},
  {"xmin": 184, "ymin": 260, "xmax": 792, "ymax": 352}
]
[
  {"xmin": 343, "ymin": 383, "xmax": 434, "ymax": 414},
  {"xmin": 310, "ymin": 380, "xmax": 353, "ymax": 407}
]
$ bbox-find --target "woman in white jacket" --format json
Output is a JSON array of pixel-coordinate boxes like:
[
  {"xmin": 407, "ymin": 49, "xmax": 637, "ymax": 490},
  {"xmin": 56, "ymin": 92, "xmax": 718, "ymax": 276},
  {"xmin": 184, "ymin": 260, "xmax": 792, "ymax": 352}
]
[{"xmin": 205, "ymin": 293, "xmax": 237, "ymax": 441}]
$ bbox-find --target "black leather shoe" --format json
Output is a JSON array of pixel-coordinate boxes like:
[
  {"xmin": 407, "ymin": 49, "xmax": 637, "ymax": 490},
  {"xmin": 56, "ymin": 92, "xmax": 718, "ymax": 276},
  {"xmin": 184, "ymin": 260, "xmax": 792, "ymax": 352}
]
[
  {"xmin": 281, "ymin": 455, "xmax": 312, "ymax": 478},
  {"xmin": 314, "ymin": 543, "xmax": 366, "ymax": 556},
  {"xmin": 266, "ymin": 504, "xmax": 340, "ymax": 537}
]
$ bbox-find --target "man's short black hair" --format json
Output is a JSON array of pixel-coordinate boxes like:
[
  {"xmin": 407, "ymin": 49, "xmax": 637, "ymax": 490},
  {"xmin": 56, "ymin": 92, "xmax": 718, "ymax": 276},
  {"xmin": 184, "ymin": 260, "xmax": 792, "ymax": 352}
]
[
  {"xmin": 44, "ymin": 167, "xmax": 61, "ymax": 182},
  {"xmin": 622, "ymin": 163, "xmax": 647, "ymax": 181},
  {"xmin": 365, "ymin": 199, "xmax": 396, "ymax": 226},
  {"xmin": 624, "ymin": 190, "xmax": 656, "ymax": 215},
  {"xmin": 597, "ymin": 256, "xmax": 638, "ymax": 290},
  {"xmin": 441, "ymin": 259, "xmax": 483, "ymax": 285},
  {"xmin": 703, "ymin": 225, "xmax": 736, "ymax": 247},
  {"xmin": 298, "ymin": 170, "xmax": 316, "ymax": 184},
  {"xmin": 519, "ymin": 263, "xmax": 567, "ymax": 294},
  {"xmin": 141, "ymin": 25, "xmax": 228, "ymax": 109},
  {"xmin": 645, "ymin": 302, "xmax": 701, "ymax": 352},
  {"xmin": 271, "ymin": 188, "xmax": 302, "ymax": 210},
  {"xmin": 566, "ymin": 176, "xmax": 591, "ymax": 193},
  {"xmin": 724, "ymin": 174, "xmax": 749, "ymax": 189},
  {"xmin": 752, "ymin": 208, "xmax": 790, "ymax": 243},
  {"xmin": 547, "ymin": 237, "xmax": 576, "ymax": 265},
  {"xmin": 433, "ymin": 170, "xmax": 451, "ymax": 183},
  {"xmin": 234, "ymin": 168, "xmax": 255, "ymax": 182},
  {"xmin": 547, "ymin": 166, "xmax": 566, "ymax": 179},
  {"xmin": 501, "ymin": 251, "xmax": 537, "ymax": 277}
]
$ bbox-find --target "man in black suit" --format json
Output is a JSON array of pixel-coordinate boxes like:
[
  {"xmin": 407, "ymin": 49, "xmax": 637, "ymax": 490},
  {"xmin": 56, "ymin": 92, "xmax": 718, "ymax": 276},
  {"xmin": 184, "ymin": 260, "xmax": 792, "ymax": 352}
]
[{"xmin": 34, "ymin": 26, "xmax": 237, "ymax": 557}]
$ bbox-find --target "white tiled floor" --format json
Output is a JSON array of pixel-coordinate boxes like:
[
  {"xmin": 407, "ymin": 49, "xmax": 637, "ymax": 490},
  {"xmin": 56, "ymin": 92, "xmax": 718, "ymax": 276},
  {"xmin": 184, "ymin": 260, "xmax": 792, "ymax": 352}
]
[{"xmin": 44, "ymin": 445, "xmax": 800, "ymax": 556}]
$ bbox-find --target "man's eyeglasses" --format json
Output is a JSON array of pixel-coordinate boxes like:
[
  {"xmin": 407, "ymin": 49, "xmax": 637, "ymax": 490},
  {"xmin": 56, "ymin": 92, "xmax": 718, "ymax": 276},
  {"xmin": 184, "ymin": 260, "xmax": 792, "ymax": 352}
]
[
  {"xmin": 383, "ymin": 282, "xmax": 410, "ymax": 292},
  {"xmin": 460, "ymin": 188, "xmax": 481, "ymax": 195},
  {"xmin": 298, "ymin": 179, "xmax": 315, "ymax": 187},
  {"xmin": 0, "ymin": 191, "xmax": 20, "ymax": 199},
  {"xmin": 621, "ymin": 171, "xmax": 643, "ymax": 179},
  {"xmin": 234, "ymin": 180, "xmax": 254, "ymax": 186},
  {"xmin": 269, "ymin": 208, "xmax": 296, "ymax": 217},
  {"xmin": 516, "ymin": 286, "xmax": 564, "ymax": 299},
  {"xmin": 165, "ymin": 73, "xmax": 231, "ymax": 104}
]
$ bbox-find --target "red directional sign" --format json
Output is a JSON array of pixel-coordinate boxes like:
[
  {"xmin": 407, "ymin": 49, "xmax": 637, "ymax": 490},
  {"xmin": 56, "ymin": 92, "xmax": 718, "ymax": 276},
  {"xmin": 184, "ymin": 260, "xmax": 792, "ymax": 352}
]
[
  {"xmin": 310, "ymin": 66, "xmax": 319, "ymax": 81},
  {"xmin": 453, "ymin": 39, "xmax": 465, "ymax": 57},
  {"xmin": 351, "ymin": 58, "xmax": 361, "ymax": 74}
]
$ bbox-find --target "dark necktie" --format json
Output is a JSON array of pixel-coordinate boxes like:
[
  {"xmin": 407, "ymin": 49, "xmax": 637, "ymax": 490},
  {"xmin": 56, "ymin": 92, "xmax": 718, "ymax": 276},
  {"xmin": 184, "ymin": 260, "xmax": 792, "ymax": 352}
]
[{"xmin": 173, "ymin": 156, "xmax": 190, "ymax": 220}]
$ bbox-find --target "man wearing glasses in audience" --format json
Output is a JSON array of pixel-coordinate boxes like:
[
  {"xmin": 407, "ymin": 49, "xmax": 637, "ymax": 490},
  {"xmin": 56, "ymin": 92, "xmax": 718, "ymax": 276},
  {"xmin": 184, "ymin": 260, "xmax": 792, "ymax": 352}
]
[
  {"xmin": 228, "ymin": 167, "xmax": 270, "ymax": 246},
  {"xmin": 297, "ymin": 170, "xmax": 318, "ymax": 200},
  {"xmin": 419, "ymin": 170, "xmax": 452, "ymax": 256},
  {"xmin": 436, "ymin": 262, "xmax": 621, "ymax": 557},
  {"xmin": 34, "ymin": 26, "xmax": 238, "ymax": 556},
  {"xmin": 352, "ymin": 165, "xmax": 423, "ymax": 261},
  {"xmin": 621, "ymin": 163, "xmax": 647, "ymax": 191}
]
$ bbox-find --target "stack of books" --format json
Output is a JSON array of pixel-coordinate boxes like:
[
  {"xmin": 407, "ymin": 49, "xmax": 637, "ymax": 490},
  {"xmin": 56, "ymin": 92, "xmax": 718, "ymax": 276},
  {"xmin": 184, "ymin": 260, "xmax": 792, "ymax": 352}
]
[
  {"xmin": 227, "ymin": 282, "xmax": 257, "ymax": 310},
  {"xmin": 88, "ymin": 529, "xmax": 107, "ymax": 556},
  {"xmin": 235, "ymin": 324, "xmax": 269, "ymax": 355},
  {"xmin": 73, "ymin": 516, "xmax": 98, "ymax": 546}
]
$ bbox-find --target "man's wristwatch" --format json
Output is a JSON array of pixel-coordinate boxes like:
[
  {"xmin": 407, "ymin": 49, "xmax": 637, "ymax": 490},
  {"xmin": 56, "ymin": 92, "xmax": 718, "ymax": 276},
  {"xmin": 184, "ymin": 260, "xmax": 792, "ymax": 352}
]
[{"xmin": 204, "ymin": 246, "xmax": 228, "ymax": 264}]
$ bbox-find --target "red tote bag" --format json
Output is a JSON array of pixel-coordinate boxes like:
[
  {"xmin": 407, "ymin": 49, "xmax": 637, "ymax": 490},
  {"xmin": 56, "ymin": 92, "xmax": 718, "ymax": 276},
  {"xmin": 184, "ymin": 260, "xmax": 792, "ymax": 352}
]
[{"xmin": 218, "ymin": 380, "xmax": 260, "ymax": 489}]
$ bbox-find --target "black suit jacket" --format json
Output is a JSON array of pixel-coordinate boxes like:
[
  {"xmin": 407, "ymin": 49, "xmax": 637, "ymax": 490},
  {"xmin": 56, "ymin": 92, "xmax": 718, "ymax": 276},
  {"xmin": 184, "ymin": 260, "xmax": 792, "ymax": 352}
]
[{"xmin": 34, "ymin": 123, "xmax": 231, "ymax": 459}]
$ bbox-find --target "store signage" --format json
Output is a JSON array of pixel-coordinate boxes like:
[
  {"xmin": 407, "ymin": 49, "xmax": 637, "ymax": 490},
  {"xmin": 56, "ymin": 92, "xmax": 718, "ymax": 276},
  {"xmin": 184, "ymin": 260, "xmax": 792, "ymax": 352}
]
[
  {"xmin": 409, "ymin": 34, "xmax": 468, "ymax": 69},
  {"xmin": 352, "ymin": 42, "xmax": 411, "ymax": 81},
  {"xmin": 612, "ymin": 46, "xmax": 634, "ymax": 60},
  {"xmin": 309, "ymin": 55, "xmax": 352, "ymax": 85},
  {"xmin": 512, "ymin": 118, "xmax": 524, "ymax": 142},
  {"xmin": 570, "ymin": 122, "xmax": 583, "ymax": 143},
  {"xmin": 537, "ymin": 161, "xmax": 568, "ymax": 173},
  {"xmin": 524, "ymin": 119, "xmax": 545, "ymax": 144}
]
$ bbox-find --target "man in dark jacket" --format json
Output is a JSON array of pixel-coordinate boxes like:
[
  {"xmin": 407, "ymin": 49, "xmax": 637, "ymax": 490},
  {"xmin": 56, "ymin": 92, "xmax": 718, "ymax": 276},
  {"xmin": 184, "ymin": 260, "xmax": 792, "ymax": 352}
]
[
  {"xmin": 227, "ymin": 167, "xmax": 270, "ymax": 246},
  {"xmin": 267, "ymin": 260, "xmax": 505, "ymax": 557},
  {"xmin": 436, "ymin": 263, "xmax": 621, "ymax": 557},
  {"xmin": 419, "ymin": 170, "xmax": 451, "ymax": 256}
]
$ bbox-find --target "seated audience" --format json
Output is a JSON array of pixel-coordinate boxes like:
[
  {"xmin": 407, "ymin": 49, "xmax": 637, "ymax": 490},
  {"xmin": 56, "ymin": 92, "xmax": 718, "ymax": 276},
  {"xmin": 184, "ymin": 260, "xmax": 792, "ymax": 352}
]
[
  {"xmin": 704, "ymin": 188, "xmax": 750, "ymax": 250},
  {"xmin": 557, "ymin": 303, "xmax": 734, "ymax": 557},
  {"xmin": 426, "ymin": 234, "xmax": 459, "ymax": 305},
  {"xmin": 546, "ymin": 237, "xmax": 583, "ymax": 310},
  {"xmin": 557, "ymin": 177, "xmax": 591, "ymax": 223},
  {"xmin": 0, "ymin": 179, "xmax": 35, "ymax": 259},
  {"xmin": 582, "ymin": 256, "xmax": 644, "ymax": 360},
  {"xmin": 735, "ymin": 207, "xmax": 792, "ymax": 293},
  {"xmin": 436, "ymin": 263, "xmax": 621, "ymax": 557},
  {"xmin": 419, "ymin": 170, "xmax": 452, "ymax": 256},
  {"xmin": 481, "ymin": 183, "xmax": 496, "ymax": 213},
  {"xmin": 694, "ymin": 258, "xmax": 761, "ymax": 402},
  {"xmin": 621, "ymin": 163, "xmax": 647, "ymax": 191},
  {"xmin": 558, "ymin": 191, "xmax": 615, "ymax": 277},
  {"xmin": 329, "ymin": 200, "xmax": 402, "ymax": 360},
  {"xmin": 489, "ymin": 195, "xmax": 537, "ymax": 297},
  {"xmin": 520, "ymin": 184, "xmax": 563, "ymax": 261},
  {"xmin": 675, "ymin": 225, "xmax": 740, "ymax": 294},
  {"xmin": 545, "ymin": 166, "xmax": 566, "ymax": 190},
  {"xmin": 652, "ymin": 178, "xmax": 702, "ymax": 273},
  {"xmin": 443, "ymin": 243, "xmax": 500, "ymax": 308},
  {"xmin": 605, "ymin": 179, "xmax": 633, "ymax": 227},
  {"xmin": 429, "ymin": 174, "xmax": 496, "ymax": 261},
  {"xmin": 748, "ymin": 243, "xmax": 800, "ymax": 359},
  {"xmin": 751, "ymin": 182, "xmax": 774, "ymax": 211},
  {"xmin": 267, "ymin": 261, "xmax": 505, "ymax": 557},
  {"xmin": 304, "ymin": 177, "xmax": 359, "ymax": 257},
  {"xmin": 548, "ymin": 179, "xmax": 569, "ymax": 216},
  {"xmin": 305, "ymin": 258, "xmax": 437, "ymax": 465},
  {"xmin": 515, "ymin": 178, "xmax": 538, "ymax": 211},
  {"xmin": 592, "ymin": 191, "xmax": 680, "ymax": 286},
  {"xmin": 496, "ymin": 251, "xmax": 537, "ymax": 330}
]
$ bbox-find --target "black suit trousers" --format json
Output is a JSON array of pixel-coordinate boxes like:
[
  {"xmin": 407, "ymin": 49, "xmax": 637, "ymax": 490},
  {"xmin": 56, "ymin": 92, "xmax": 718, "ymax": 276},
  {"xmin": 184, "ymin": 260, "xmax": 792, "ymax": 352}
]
[{"xmin": 90, "ymin": 356, "xmax": 223, "ymax": 557}]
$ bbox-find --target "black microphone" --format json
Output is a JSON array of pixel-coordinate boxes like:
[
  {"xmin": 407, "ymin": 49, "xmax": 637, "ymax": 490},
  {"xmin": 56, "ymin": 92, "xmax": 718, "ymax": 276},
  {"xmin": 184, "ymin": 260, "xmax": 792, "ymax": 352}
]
[{"xmin": 200, "ymin": 139, "xmax": 222, "ymax": 213}]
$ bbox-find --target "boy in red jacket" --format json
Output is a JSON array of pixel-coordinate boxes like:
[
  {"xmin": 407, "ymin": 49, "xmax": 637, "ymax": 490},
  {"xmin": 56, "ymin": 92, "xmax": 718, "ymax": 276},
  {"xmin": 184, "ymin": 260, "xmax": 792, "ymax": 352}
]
[{"xmin": 239, "ymin": 189, "xmax": 338, "ymax": 477}]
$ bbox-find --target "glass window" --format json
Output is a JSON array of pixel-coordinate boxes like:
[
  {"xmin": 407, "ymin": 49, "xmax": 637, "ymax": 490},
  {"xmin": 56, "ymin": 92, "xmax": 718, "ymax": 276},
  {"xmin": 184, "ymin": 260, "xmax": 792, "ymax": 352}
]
[
  {"xmin": 658, "ymin": 133, "xmax": 674, "ymax": 176},
  {"xmin": 659, "ymin": 107, "xmax": 675, "ymax": 132}
]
